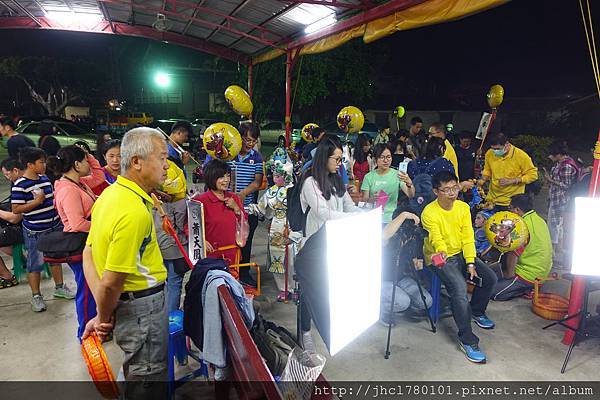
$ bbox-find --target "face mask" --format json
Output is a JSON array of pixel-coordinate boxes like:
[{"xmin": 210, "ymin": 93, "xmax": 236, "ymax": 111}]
[{"xmin": 492, "ymin": 148, "xmax": 506, "ymax": 157}]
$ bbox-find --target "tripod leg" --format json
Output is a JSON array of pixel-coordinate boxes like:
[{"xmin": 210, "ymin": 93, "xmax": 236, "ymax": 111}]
[
  {"xmin": 414, "ymin": 271, "xmax": 436, "ymax": 333},
  {"xmin": 560, "ymin": 280, "xmax": 591, "ymax": 373},
  {"xmin": 384, "ymin": 281, "xmax": 398, "ymax": 359},
  {"xmin": 561, "ymin": 340, "xmax": 577, "ymax": 374},
  {"xmin": 542, "ymin": 312, "xmax": 580, "ymax": 330}
]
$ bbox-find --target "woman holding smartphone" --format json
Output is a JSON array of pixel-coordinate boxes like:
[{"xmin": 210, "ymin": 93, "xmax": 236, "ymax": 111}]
[{"xmin": 361, "ymin": 143, "xmax": 415, "ymax": 224}]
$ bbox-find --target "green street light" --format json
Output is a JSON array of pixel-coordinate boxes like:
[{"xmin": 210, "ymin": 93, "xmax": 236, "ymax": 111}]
[{"xmin": 154, "ymin": 71, "xmax": 170, "ymax": 88}]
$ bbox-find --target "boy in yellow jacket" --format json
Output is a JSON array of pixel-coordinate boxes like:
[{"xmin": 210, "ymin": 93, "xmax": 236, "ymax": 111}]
[{"xmin": 421, "ymin": 171, "xmax": 498, "ymax": 364}]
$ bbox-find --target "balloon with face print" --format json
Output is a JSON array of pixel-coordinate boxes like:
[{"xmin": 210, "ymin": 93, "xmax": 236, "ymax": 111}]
[{"xmin": 203, "ymin": 123, "xmax": 242, "ymax": 161}]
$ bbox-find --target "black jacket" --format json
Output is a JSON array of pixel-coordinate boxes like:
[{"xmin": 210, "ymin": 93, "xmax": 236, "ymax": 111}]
[{"xmin": 183, "ymin": 257, "xmax": 229, "ymax": 350}]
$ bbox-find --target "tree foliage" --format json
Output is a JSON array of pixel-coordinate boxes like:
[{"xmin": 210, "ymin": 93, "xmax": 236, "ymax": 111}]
[
  {"xmin": 234, "ymin": 40, "xmax": 389, "ymax": 124},
  {"xmin": 0, "ymin": 56, "xmax": 109, "ymax": 115}
]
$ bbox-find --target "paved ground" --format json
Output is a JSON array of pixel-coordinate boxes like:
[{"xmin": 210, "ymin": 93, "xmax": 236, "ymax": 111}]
[{"xmin": 1, "ymin": 151, "xmax": 599, "ymax": 388}]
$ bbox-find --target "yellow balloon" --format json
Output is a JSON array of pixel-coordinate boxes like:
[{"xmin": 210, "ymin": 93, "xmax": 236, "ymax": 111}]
[
  {"xmin": 301, "ymin": 123, "xmax": 320, "ymax": 143},
  {"xmin": 487, "ymin": 84, "xmax": 504, "ymax": 108},
  {"xmin": 203, "ymin": 123, "xmax": 242, "ymax": 161},
  {"xmin": 395, "ymin": 106, "xmax": 406, "ymax": 119},
  {"xmin": 337, "ymin": 106, "xmax": 365, "ymax": 134},
  {"xmin": 485, "ymin": 211, "xmax": 529, "ymax": 253},
  {"xmin": 224, "ymin": 85, "xmax": 253, "ymax": 117}
]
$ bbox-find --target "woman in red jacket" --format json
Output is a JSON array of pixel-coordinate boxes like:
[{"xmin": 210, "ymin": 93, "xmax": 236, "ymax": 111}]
[{"xmin": 192, "ymin": 159, "xmax": 247, "ymax": 279}]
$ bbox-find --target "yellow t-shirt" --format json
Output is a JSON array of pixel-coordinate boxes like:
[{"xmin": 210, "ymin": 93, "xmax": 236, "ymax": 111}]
[
  {"xmin": 443, "ymin": 139, "xmax": 459, "ymax": 180},
  {"xmin": 422, "ymin": 199, "xmax": 476, "ymax": 265},
  {"xmin": 482, "ymin": 144, "xmax": 538, "ymax": 206},
  {"xmin": 162, "ymin": 160, "xmax": 186, "ymax": 201},
  {"xmin": 87, "ymin": 175, "xmax": 166, "ymax": 292}
]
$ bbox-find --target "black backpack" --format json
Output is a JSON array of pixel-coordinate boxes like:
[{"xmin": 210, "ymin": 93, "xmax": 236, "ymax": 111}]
[
  {"xmin": 251, "ymin": 314, "xmax": 298, "ymax": 376},
  {"xmin": 286, "ymin": 177, "xmax": 310, "ymax": 234},
  {"xmin": 408, "ymin": 173, "xmax": 435, "ymax": 215}
]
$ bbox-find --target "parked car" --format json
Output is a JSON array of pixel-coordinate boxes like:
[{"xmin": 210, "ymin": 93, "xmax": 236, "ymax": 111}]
[
  {"xmin": 260, "ymin": 121, "xmax": 302, "ymax": 143},
  {"xmin": 14, "ymin": 120, "xmax": 97, "ymax": 151},
  {"xmin": 127, "ymin": 112, "xmax": 153, "ymax": 126},
  {"xmin": 191, "ymin": 118, "xmax": 218, "ymax": 136}
]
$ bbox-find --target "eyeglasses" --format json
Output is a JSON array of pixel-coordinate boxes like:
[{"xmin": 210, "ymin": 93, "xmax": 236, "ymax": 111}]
[
  {"xmin": 329, "ymin": 156, "xmax": 342, "ymax": 165},
  {"xmin": 437, "ymin": 186, "xmax": 460, "ymax": 194},
  {"xmin": 378, "ymin": 155, "xmax": 392, "ymax": 161}
]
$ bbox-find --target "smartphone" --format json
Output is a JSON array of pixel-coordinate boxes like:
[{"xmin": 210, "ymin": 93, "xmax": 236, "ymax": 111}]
[
  {"xmin": 466, "ymin": 275, "xmax": 483, "ymax": 287},
  {"xmin": 398, "ymin": 161, "xmax": 409, "ymax": 174}
]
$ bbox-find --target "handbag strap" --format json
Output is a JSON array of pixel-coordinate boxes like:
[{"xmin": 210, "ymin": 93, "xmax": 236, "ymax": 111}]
[{"xmin": 62, "ymin": 176, "xmax": 97, "ymax": 202}]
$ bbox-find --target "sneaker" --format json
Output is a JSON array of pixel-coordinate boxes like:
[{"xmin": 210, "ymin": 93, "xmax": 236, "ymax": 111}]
[
  {"xmin": 522, "ymin": 290, "xmax": 534, "ymax": 300},
  {"xmin": 276, "ymin": 291, "xmax": 291, "ymax": 302},
  {"xmin": 472, "ymin": 314, "xmax": 495, "ymax": 329},
  {"xmin": 31, "ymin": 294, "xmax": 47, "ymax": 312},
  {"xmin": 459, "ymin": 342, "xmax": 487, "ymax": 363},
  {"xmin": 54, "ymin": 284, "xmax": 76, "ymax": 300},
  {"xmin": 0, "ymin": 275, "xmax": 18, "ymax": 289}
]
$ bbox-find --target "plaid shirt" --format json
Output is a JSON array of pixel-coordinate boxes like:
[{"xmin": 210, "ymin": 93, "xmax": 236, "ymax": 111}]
[{"xmin": 548, "ymin": 157, "xmax": 578, "ymax": 226}]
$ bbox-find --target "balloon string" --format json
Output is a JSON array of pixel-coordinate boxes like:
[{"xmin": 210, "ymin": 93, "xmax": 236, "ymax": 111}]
[
  {"xmin": 580, "ymin": 0, "xmax": 600, "ymax": 98},
  {"xmin": 586, "ymin": 0, "xmax": 600, "ymax": 93},
  {"xmin": 291, "ymin": 55, "xmax": 304, "ymax": 115}
]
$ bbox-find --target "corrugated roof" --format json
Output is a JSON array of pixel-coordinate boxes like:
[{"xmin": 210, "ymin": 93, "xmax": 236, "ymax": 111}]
[
  {"xmin": 0, "ymin": 0, "xmax": 367, "ymax": 61},
  {"xmin": 0, "ymin": 1, "xmax": 510, "ymax": 65}
]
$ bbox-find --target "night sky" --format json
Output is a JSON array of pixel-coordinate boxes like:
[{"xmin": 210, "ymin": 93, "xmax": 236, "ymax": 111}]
[{"xmin": 0, "ymin": 0, "xmax": 596, "ymax": 109}]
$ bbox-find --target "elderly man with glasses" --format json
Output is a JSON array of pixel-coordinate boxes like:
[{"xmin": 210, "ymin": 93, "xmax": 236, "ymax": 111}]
[{"xmin": 421, "ymin": 171, "xmax": 498, "ymax": 364}]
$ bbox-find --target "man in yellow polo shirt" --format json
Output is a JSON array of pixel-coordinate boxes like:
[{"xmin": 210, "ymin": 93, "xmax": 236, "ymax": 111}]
[
  {"xmin": 422, "ymin": 171, "xmax": 497, "ymax": 364},
  {"xmin": 82, "ymin": 127, "xmax": 170, "ymax": 397},
  {"xmin": 482, "ymin": 132, "xmax": 538, "ymax": 210},
  {"xmin": 429, "ymin": 122, "xmax": 459, "ymax": 179}
]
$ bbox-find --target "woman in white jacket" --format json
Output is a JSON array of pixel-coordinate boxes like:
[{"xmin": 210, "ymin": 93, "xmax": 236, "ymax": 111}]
[
  {"xmin": 298, "ymin": 134, "xmax": 362, "ymax": 351},
  {"xmin": 300, "ymin": 135, "xmax": 362, "ymax": 240}
]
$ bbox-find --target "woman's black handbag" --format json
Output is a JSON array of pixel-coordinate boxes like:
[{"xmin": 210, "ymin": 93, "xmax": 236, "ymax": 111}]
[{"xmin": 37, "ymin": 231, "xmax": 88, "ymax": 262}]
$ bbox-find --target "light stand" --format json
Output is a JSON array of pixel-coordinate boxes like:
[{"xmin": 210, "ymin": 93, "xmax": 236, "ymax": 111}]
[
  {"xmin": 542, "ymin": 280, "xmax": 599, "ymax": 373},
  {"xmin": 543, "ymin": 196, "xmax": 600, "ymax": 372}
]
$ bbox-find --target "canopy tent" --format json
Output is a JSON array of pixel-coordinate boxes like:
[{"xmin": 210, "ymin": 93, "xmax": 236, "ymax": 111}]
[
  {"xmin": 0, "ymin": 0, "xmax": 509, "ymax": 138},
  {"xmin": 2, "ymin": 0, "xmax": 599, "ymax": 350}
]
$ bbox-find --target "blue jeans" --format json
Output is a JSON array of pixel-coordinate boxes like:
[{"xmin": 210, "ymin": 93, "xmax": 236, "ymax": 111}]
[
  {"xmin": 69, "ymin": 261, "xmax": 97, "ymax": 340},
  {"xmin": 165, "ymin": 260, "xmax": 183, "ymax": 312},
  {"xmin": 381, "ymin": 277, "xmax": 433, "ymax": 313},
  {"xmin": 23, "ymin": 224, "xmax": 62, "ymax": 272},
  {"xmin": 433, "ymin": 254, "xmax": 497, "ymax": 345}
]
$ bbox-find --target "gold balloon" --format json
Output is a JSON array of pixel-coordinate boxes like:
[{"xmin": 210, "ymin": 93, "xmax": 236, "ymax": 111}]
[
  {"xmin": 337, "ymin": 106, "xmax": 365, "ymax": 134},
  {"xmin": 395, "ymin": 106, "xmax": 406, "ymax": 119},
  {"xmin": 301, "ymin": 123, "xmax": 320, "ymax": 143},
  {"xmin": 485, "ymin": 211, "xmax": 529, "ymax": 253},
  {"xmin": 203, "ymin": 122, "xmax": 242, "ymax": 161},
  {"xmin": 224, "ymin": 85, "xmax": 253, "ymax": 117},
  {"xmin": 487, "ymin": 84, "xmax": 504, "ymax": 108}
]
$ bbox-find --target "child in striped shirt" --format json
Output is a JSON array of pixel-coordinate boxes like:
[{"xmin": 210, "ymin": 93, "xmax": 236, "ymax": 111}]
[{"xmin": 11, "ymin": 147, "xmax": 75, "ymax": 312}]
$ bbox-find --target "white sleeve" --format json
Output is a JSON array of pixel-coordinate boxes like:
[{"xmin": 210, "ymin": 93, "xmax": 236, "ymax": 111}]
[
  {"xmin": 301, "ymin": 177, "xmax": 358, "ymax": 221},
  {"xmin": 342, "ymin": 191, "xmax": 362, "ymax": 213}
]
